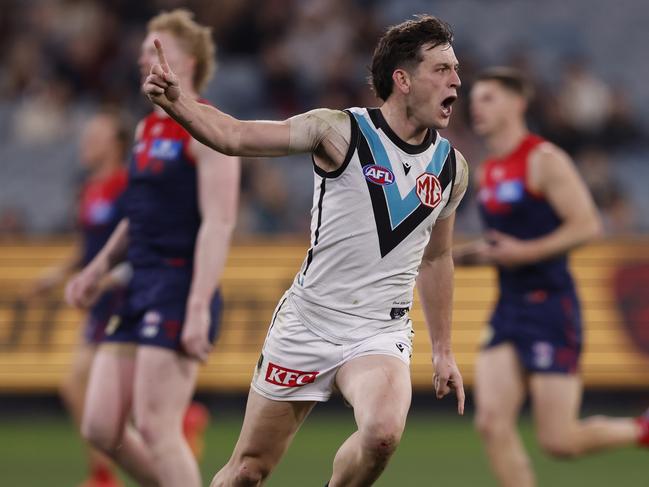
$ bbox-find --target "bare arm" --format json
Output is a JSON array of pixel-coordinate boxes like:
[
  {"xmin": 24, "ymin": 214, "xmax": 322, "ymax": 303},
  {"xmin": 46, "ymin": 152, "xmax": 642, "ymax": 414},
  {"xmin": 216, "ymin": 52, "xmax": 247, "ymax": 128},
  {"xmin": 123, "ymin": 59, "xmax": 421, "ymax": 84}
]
[
  {"xmin": 486, "ymin": 143, "xmax": 602, "ymax": 267},
  {"xmin": 181, "ymin": 139, "xmax": 240, "ymax": 361},
  {"xmin": 526, "ymin": 143, "xmax": 602, "ymax": 256},
  {"xmin": 65, "ymin": 219, "xmax": 129, "ymax": 308},
  {"xmin": 143, "ymin": 40, "xmax": 350, "ymax": 169},
  {"xmin": 27, "ymin": 237, "xmax": 83, "ymax": 297},
  {"xmin": 417, "ymin": 214, "xmax": 465, "ymax": 414},
  {"xmin": 88, "ymin": 218, "xmax": 130, "ymax": 276}
]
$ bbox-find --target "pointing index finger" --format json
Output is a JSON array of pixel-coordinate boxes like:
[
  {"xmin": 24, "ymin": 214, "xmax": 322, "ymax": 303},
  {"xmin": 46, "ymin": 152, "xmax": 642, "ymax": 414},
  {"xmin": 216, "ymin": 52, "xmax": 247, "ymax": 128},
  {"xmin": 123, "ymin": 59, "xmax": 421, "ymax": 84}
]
[
  {"xmin": 456, "ymin": 382, "xmax": 465, "ymax": 415},
  {"xmin": 154, "ymin": 39, "xmax": 169, "ymax": 73}
]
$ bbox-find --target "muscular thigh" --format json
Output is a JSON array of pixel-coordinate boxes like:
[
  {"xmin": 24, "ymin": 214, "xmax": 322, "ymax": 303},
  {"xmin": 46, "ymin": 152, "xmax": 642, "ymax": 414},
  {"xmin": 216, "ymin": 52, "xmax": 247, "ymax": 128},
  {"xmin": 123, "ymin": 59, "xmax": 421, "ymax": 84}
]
[
  {"xmin": 67, "ymin": 342, "xmax": 97, "ymax": 387},
  {"xmin": 335, "ymin": 355, "xmax": 412, "ymax": 431},
  {"xmin": 133, "ymin": 345, "xmax": 199, "ymax": 426},
  {"xmin": 230, "ymin": 389, "xmax": 315, "ymax": 466},
  {"xmin": 530, "ymin": 374, "xmax": 581, "ymax": 439},
  {"xmin": 475, "ymin": 343, "xmax": 527, "ymax": 421},
  {"xmin": 83, "ymin": 343, "xmax": 137, "ymax": 436}
]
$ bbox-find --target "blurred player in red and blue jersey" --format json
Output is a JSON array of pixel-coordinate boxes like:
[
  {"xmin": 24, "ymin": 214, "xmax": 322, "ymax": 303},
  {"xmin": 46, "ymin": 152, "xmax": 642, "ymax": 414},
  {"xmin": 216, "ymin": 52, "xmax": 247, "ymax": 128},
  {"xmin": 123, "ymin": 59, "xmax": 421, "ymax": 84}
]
[
  {"xmin": 66, "ymin": 10, "xmax": 240, "ymax": 487},
  {"xmin": 28, "ymin": 109, "xmax": 129, "ymax": 487},
  {"xmin": 456, "ymin": 67, "xmax": 649, "ymax": 487}
]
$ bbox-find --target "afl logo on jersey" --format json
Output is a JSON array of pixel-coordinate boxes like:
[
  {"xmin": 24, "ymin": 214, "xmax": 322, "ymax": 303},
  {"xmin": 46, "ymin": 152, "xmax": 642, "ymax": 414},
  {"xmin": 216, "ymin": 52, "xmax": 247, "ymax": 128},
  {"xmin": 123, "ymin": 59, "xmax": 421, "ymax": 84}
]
[
  {"xmin": 363, "ymin": 165, "xmax": 395, "ymax": 186},
  {"xmin": 416, "ymin": 173, "xmax": 442, "ymax": 208}
]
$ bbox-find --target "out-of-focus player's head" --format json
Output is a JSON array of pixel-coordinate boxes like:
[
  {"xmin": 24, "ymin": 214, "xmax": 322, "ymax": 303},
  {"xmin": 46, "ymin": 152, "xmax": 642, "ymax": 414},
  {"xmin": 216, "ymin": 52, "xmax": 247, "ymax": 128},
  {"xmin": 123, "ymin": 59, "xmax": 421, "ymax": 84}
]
[
  {"xmin": 470, "ymin": 67, "xmax": 534, "ymax": 136},
  {"xmin": 139, "ymin": 9, "xmax": 215, "ymax": 95},
  {"xmin": 80, "ymin": 109, "xmax": 130, "ymax": 172},
  {"xmin": 370, "ymin": 15, "xmax": 459, "ymax": 129}
]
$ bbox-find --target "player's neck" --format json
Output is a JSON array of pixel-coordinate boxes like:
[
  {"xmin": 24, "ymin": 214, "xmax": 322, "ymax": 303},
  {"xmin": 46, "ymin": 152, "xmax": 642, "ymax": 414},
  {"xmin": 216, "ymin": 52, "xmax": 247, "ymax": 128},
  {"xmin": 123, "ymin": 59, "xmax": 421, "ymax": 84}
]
[
  {"xmin": 486, "ymin": 122, "xmax": 528, "ymax": 158},
  {"xmin": 378, "ymin": 103, "xmax": 429, "ymax": 146}
]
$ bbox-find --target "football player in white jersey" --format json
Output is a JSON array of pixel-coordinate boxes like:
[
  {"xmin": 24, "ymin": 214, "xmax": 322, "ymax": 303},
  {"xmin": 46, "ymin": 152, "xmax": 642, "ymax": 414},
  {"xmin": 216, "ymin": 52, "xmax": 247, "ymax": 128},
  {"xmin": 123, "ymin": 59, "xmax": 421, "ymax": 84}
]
[{"xmin": 145, "ymin": 14, "xmax": 468, "ymax": 487}]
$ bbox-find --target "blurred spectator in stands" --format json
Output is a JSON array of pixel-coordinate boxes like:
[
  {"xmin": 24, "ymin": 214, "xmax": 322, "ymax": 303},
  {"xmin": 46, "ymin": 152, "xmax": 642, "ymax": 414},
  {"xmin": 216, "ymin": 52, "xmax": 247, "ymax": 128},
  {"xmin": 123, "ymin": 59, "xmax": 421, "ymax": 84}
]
[
  {"xmin": 214, "ymin": 0, "xmax": 293, "ymax": 58},
  {"xmin": 0, "ymin": 207, "xmax": 27, "ymax": 240},
  {"xmin": 601, "ymin": 87, "xmax": 646, "ymax": 150},
  {"xmin": 260, "ymin": 38, "xmax": 303, "ymax": 117},
  {"xmin": 281, "ymin": 0, "xmax": 356, "ymax": 91},
  {"xmin": 576, "ymin": 147, "xmax": 635, "ymax": 234},
  {"xmin": 238, "ymin": 159, "xmax": 291, "ymax": 234},
  {"xmin": 12, "ymin": 77, "xmax": 73, "ymax": 144},
  {"xmin": 0, "ymin": 35, "xmax": 45, "ymax": 99},
  {"xmin": 557, "ymin": 58, "xmax": 612, "ymax": 150}
]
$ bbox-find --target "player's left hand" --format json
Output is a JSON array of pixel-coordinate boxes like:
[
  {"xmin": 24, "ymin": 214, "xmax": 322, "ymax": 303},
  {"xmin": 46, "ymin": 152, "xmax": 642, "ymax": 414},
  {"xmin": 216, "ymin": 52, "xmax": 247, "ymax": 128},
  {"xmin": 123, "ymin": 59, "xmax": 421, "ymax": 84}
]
[
  {"xmin": 485, "ymin": 229, "xmax": 533, "ymax": 267},
  {"xmin": 433, "ymin": 351, "xmax": 465, "ymax": 415},
  {"xmin": 181, "ymin": 305, "xmax": 212, "ymax": 362}
]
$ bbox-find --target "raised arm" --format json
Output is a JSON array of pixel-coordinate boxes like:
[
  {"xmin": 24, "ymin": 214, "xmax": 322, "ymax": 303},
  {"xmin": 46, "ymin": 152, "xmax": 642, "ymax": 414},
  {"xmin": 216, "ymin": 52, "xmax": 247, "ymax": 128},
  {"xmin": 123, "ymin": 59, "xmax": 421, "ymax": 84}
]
[{"xmin": 143, "ymin": 40, "xmax": 351, "ymax": 168}]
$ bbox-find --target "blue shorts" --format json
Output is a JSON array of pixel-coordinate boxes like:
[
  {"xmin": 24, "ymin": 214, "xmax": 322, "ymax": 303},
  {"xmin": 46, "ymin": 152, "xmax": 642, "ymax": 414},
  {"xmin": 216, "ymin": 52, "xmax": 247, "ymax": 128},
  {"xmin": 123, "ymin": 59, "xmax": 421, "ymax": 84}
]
[
  {"xmin": 483, "ymin": 289, "xmax": 582, "ymax": 374},
  {"xmin": 84, "ymin": 288, "xmax": 125, "ymax": 344},
  {"xmin": 104, "ymin": 267, "xmax": 222, "ymax": 351}
]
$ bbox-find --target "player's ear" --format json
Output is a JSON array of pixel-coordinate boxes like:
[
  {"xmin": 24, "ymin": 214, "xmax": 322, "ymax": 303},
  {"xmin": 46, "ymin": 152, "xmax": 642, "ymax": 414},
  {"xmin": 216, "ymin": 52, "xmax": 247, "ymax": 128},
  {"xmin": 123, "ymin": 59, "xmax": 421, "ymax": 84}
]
[{"xmin": 392, "ymin": 68, "xmax": 411, "ymax": 95}]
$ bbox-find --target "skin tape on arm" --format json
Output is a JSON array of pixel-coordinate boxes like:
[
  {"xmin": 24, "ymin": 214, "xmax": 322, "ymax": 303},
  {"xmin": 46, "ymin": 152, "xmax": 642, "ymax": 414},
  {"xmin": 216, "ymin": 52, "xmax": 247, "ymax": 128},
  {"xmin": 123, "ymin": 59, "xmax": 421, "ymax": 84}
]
[{"xmin": 288, "ymin": 109, "xmax": 351, "ymax": 161}]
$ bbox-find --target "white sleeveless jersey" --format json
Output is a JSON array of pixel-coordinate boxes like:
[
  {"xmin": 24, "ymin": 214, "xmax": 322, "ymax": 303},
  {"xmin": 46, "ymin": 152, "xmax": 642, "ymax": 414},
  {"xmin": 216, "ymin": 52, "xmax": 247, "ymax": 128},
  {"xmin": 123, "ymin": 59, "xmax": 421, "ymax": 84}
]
[{"xmin": 289, "ymin": 107, "xmax": 460, "ymax": 343}]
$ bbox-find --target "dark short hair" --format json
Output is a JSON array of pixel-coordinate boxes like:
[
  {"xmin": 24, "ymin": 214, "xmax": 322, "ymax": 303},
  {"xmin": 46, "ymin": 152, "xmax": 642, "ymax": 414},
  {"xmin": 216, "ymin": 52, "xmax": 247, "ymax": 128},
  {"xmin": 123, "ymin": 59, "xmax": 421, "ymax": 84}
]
[
  {"xmin": 474, "ymin": 66, "xmax": 535, "ymax": 101},
  {"xmin": 370, "ymin": 15, "xmax": 454, "ymax": 101}
]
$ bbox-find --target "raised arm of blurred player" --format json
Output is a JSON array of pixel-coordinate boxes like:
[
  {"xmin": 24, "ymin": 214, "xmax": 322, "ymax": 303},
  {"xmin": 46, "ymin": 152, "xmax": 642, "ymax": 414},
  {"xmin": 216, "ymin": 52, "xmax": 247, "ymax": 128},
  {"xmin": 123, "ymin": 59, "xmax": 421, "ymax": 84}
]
[
  {"xmin": 485, "ymin": 143, "xmax": 602, "ymax": 267},
  {"xmin": 65, "ymin": 218, "xmax": 129, "ymax": 309},
  {"xmin": 416, "ymin": 150, "xmax": 469, "ymax": 415},
  {"xmin": 181, "ymin": 140, "xmax": 240, "ymax": 362},
  {"xmin": 143, "ymin": 40, "xmax": 351, "ymax": 168}
]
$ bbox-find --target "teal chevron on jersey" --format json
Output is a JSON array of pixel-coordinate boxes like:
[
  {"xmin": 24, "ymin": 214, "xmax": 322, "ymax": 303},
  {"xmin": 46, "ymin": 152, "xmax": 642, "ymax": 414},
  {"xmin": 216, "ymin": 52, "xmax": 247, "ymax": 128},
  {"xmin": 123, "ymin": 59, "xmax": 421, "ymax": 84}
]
[{"xmin": 353, "ymin": 113, "xmax": 451, "ymax": 229}]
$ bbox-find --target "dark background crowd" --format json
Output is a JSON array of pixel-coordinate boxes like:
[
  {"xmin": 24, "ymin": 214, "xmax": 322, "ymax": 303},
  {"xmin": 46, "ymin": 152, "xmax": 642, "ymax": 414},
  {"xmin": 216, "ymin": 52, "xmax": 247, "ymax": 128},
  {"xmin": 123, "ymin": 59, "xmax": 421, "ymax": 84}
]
[{"xmin": 1, "ymin": 0, "xmax": 647, "ymax": 237}]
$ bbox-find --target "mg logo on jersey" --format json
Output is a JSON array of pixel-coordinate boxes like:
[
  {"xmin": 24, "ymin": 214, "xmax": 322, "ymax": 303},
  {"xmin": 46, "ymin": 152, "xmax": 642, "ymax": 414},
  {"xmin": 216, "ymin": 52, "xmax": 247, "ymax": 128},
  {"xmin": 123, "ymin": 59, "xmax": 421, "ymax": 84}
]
[
  {"xmin": 265, "ymin": 362, "xmax": 319, "ymax": 387},
  {"xmin": 416, "ymin": 173, "xmax": 442, "ymax": 208},
  {"xmin": 363, "ymin": 164, "xmax": 395, "ymax": 186}
]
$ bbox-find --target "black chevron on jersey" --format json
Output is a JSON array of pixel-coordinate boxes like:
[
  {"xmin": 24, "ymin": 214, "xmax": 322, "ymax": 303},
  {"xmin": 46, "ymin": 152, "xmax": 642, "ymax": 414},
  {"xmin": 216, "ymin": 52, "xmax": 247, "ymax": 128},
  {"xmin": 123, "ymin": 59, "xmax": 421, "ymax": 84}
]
[{"xmin": 355, "ymin": 124, "xmax": 455, "ymax": 258}]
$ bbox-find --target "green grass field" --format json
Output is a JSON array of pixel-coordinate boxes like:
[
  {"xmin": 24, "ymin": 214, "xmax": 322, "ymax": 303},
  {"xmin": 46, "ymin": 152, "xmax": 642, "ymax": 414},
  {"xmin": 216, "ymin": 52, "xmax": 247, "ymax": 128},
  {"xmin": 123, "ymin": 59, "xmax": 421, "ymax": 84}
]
[{"xmin": 1, "ymin": 408, "xmax": 646, "ymax": 486}]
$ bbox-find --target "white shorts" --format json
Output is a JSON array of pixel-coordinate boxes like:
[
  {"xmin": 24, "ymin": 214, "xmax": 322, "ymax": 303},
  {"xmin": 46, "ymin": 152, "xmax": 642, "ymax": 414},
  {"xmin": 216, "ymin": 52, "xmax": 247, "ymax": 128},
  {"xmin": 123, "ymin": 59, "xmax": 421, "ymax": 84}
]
[{"xmin": 251, "ymin": 295, "xmax": 414, "ymax": 402}]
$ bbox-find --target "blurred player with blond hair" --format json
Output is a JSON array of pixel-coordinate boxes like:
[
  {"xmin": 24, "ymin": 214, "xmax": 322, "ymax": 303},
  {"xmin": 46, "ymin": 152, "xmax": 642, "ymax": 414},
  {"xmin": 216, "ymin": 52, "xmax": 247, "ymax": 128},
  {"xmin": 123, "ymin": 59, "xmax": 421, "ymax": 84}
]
[
  {"xmin": 67, "ymin": 10, "xmax": 240, "ymax": 487},
  {"xmin": 458, "ymin": 66, "xmax": 649, "ymax": 487}
]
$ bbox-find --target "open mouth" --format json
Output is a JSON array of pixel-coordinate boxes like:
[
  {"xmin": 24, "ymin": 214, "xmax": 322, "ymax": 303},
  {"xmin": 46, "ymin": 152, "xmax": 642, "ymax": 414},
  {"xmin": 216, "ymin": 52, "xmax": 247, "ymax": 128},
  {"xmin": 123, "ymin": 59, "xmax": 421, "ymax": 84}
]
[{"xmin": 441, "ymin": 95, "xmax": 457, "ymax": 116}]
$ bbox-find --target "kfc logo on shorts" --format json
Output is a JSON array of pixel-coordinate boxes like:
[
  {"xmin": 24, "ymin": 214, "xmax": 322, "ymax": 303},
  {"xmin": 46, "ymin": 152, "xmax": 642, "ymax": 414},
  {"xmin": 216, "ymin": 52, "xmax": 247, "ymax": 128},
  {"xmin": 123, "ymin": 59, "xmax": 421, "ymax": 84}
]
[
  {"xmin": 416, "ymin": 173, "xmax": 443, "ymax": 208},
  {"xmin": 265, "ymin": 362, "xmax": 319, "ymax": 387}
]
